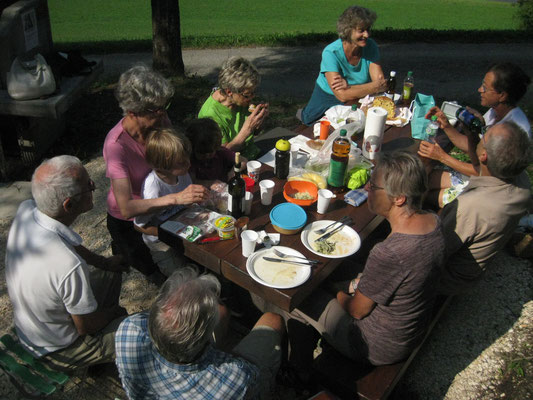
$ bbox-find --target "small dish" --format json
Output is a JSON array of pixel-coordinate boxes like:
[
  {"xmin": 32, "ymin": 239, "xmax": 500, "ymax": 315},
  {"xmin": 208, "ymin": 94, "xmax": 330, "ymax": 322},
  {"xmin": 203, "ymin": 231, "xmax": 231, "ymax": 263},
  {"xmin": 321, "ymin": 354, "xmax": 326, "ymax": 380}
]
[
  {"xmin": 270, "ymin": 203, "xmax": 307, "ymax": 235},
  {"xmin": 283, "ymin": 180, "xmax": 318, "ymax": 207}
]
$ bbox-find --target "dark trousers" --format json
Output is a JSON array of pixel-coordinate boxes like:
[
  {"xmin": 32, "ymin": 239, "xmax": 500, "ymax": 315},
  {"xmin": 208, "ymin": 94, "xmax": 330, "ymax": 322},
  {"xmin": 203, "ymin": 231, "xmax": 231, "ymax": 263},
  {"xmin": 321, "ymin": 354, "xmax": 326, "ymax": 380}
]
[{"xmin": 106, "ymin": 213, "xmax": 158, "ymax": 276}]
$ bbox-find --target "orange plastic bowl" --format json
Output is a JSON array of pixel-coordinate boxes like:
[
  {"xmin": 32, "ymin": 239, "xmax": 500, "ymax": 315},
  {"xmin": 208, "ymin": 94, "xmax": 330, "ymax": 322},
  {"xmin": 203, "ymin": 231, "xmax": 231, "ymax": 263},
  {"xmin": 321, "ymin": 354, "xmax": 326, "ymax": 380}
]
[{"xmin": 283, "ymin": 180, "xmax": 318, "ymax": 207}]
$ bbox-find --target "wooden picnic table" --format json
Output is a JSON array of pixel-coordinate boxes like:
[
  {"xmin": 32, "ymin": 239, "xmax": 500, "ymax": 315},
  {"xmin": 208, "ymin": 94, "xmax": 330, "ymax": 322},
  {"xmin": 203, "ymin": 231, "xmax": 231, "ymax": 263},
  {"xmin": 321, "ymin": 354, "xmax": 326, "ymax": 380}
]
[{"xmin": 159, "ymin": 122, "xmax": 420, "ymax": 311}]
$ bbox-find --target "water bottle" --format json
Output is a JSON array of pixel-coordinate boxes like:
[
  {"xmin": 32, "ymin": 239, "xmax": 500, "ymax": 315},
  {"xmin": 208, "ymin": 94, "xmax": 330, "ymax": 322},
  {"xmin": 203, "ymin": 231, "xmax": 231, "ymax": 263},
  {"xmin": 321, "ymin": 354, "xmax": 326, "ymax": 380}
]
[
  {"xmin": 425, "ymin": 115, "xmax": 439, "ymax": 143},
  {"xmin": 402, "ymin": 71, "xmax": 414, "ymax": 102}
]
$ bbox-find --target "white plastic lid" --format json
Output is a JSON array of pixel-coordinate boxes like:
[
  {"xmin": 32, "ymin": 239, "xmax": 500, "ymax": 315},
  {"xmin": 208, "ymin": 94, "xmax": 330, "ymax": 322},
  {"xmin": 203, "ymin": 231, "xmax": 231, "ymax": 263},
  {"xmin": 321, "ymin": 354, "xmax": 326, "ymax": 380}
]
[{"xmin": 390, "ymin": 71, "xmax": 397, "ymax": 77}]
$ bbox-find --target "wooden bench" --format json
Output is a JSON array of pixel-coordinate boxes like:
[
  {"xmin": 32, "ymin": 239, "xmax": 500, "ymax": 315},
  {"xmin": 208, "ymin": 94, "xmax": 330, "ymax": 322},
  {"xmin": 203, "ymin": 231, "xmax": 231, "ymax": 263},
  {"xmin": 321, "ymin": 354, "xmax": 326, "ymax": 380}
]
[
  {"xmin": 311, "ymin": 296, "xmax": 452, "ymax": 400},
  {"xmin": 0, "ymin": 333, "xmax": 70, "ymax": 398}
]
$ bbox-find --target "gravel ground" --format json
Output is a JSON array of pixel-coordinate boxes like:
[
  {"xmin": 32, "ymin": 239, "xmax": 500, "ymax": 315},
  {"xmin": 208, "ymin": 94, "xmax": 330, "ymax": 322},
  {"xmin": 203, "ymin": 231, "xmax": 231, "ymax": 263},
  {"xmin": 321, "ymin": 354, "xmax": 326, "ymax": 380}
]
[{"xmin": 1, "ymin": 155, "xmax": 531, "ymax": 399}]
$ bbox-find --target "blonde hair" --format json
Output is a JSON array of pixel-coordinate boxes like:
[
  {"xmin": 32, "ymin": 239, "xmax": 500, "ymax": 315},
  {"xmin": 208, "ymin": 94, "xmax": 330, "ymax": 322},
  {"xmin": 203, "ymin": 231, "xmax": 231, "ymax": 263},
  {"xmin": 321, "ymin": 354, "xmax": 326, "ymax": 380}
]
[
  {"xmin": 145, "ymin": 128, "xmax": 191, "ymax": 171},
  {"xmin": 218, "ymin": 57, "xmax": 260, "ymax": 95}
]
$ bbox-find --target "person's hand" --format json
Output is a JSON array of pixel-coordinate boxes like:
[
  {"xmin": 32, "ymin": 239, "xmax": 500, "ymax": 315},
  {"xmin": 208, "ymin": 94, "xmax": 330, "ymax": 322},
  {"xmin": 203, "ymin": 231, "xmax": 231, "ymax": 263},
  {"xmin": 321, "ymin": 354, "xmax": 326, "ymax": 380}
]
[
  {"xmin": 418, "ymin": 140, "xmax": 446, "ymax": 162},
  {"xmin": 103, "ymin": 255, "xmax": 129, "ymax": 273},
  {"xmin": 465, "ymin": 106, "xmax": 485, "ymax": 125},
  {"xmin": 209, "ymin": 180, "xmax": 226, "ymax": 191},
  {"xmin": 425, "ymin": 106, "xmax": 451, "ymax": 130},
  {"xmin": 331, "ymin": 75, "xmax": 349, "ymax": 91},
  {"xmin": 242, "ymin": 103, "xmax": 269, "ymax": 136},
  {"xmin": 171, "ymin": 184, "xmax": 210, "ymax": 205},
  {"xmin": 372, "ymin": 77, "xmax": 388, "ymax": 93}
]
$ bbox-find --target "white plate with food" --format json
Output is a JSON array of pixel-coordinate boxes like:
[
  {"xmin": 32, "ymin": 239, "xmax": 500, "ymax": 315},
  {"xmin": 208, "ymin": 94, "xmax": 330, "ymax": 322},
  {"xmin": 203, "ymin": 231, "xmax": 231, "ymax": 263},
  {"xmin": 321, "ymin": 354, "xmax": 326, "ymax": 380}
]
[
  {"xmin": 300, "ymin": 220, "xmax": 361, "ymax": 258},
  {"xmin": 246, "ymin": 246, "xmax": 312, "ymax": 289}
]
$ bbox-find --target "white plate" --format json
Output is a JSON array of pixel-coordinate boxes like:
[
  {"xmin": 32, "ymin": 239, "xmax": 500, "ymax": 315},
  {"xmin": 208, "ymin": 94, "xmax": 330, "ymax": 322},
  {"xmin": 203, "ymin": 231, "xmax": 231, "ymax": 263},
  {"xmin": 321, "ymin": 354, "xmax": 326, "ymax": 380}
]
[
  {"xmin": 301, "ymin": 220, "xmax": 361, "ymax": 259},
  {"xmin": 246, "ymin": 246, "xmax": 312, "ymax": 289}
]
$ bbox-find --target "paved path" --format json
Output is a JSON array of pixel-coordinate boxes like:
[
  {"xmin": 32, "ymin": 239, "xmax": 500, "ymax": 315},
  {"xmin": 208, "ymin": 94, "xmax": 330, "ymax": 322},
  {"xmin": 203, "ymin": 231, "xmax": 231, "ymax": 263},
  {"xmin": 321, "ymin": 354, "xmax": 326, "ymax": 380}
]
[{"xmin": 94, "ymin": 42, "xmax": 533, "ymax": 106}]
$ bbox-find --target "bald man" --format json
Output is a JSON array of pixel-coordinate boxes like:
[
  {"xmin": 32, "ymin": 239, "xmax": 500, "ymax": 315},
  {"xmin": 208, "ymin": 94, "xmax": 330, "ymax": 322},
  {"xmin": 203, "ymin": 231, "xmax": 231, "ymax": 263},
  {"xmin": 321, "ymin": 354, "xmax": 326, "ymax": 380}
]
[{"xmin": 5, "ymin": 156, "xmax": 127, "ymax": 371}]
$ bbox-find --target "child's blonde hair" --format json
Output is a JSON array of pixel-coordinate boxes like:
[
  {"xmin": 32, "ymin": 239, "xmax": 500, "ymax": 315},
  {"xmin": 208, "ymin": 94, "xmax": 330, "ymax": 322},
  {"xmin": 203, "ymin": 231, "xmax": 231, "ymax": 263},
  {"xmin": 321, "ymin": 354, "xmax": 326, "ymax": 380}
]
[{"xmin": 145, "ymin": 128, "xmax": 191, "ymax": 171}]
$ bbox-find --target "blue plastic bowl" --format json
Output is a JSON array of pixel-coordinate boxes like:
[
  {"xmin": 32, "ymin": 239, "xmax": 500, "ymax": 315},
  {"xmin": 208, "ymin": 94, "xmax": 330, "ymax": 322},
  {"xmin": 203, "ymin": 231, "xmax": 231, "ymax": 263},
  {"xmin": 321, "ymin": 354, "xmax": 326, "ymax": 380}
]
[{"xmin": 269, "ymin": 203, "xmax": 307, "ymax": 235}]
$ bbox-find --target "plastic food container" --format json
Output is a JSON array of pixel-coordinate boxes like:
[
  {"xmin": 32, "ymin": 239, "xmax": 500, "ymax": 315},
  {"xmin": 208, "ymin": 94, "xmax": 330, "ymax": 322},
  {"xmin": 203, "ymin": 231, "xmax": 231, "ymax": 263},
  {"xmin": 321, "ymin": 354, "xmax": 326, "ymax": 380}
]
[
  {"xmin": 214, "ymin": 216, "xmax": 236, "ymax": 239},
  {"xmin": 269, "ymin": 203, "xmax": 307, "ymax": 235},
  {"xmin": 283, "ymin": 180, "xmax": 318, "ymax": 207}
]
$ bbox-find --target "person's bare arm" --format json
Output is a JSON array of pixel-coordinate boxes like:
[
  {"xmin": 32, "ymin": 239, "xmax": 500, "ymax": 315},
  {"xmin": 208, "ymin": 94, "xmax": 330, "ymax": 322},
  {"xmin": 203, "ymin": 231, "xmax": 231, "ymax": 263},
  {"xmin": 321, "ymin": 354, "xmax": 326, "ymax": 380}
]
[
  {"xmin": 325, "ymin": 64, "xmax": 387, "ymax": 103},
  {"xmin": 336, "ymin": 290, "xmax": 376, "ymax": 320},
  {"xmin": 71, "ymin": 306, "xmax": 127, "ymax": 335},
  {"xmin": 112, "ymin": 178, "xmax": 209, "ymax": 220},
  {"xmin": 223, "ymin": 104, "xmax": 269, "ymax": 152},
  {"xmin": 133, "ymin": 223, "xmax": 158, "ymax": 237},
  {"xmin": 74, "ymin": 246, "xmax": 129, "ymax": 273},
  {"xmin": 418, "ymin": 141, "xmax": 479, "ymax": 177}
]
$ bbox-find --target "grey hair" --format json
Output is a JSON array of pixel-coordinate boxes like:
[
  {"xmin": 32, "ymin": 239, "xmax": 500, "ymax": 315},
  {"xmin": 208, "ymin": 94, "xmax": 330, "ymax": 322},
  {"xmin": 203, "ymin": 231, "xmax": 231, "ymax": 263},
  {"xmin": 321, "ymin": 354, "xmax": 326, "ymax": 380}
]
[
  {"xmin": 485, "ymin": 122, "xmax": 531, "ymax": 179},
  {"xmin": 115, "ymin": 64, "xmax": 174, "ymax": 115},
  {"xmin": 337, "ymin": 5, "xmax": 377, "ymax": 42},
  {"xmin": 375, "ymin": 151, "xmax": 428, "ymax": 213},
  {"xmin": 31, "ymin": 155, "xmax": 85, "ymax": 217},
  {"xmin": 148, "ymin": 266, "xmax": 221, "ymax": 364},
  {"xmin": 218, "ymin": 57, "xmax": 260, "ymax": 95}
]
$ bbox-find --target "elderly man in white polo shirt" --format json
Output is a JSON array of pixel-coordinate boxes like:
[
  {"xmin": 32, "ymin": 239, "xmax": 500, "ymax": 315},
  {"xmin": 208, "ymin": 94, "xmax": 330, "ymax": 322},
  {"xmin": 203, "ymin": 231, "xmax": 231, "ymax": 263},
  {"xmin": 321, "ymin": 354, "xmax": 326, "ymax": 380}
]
[{"xmin": 5, "ymin": 155, "xmax": 128, "ymax": 371}]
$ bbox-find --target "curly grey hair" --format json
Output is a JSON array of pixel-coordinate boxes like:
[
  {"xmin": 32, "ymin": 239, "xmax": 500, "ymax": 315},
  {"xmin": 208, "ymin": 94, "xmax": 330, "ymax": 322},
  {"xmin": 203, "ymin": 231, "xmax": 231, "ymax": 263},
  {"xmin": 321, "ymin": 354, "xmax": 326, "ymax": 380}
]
[
  {"xmin": 375, "ymin": 151, "xmax": 428, "ymax": 213},
  {"xmin": 485, "ymin": 122, "xmax": 531, "ymax": 179},
  {"xmin": 337, "ymin": 5, "xmax": 377, "ymax": 42},
  {"xmin": 31, "ymin": 155, "xmax": 86, "ymax": 217},
  {"xmin": 218, "ymin": 57, "xmax": 260, "ymax": 95},
  {"xmin": 148, "ymin": 266, "xmax": 221, "ymax": 364},
  {"xmin": 115, "ymin": 64, "xmax": 174, "ymax": 115}
]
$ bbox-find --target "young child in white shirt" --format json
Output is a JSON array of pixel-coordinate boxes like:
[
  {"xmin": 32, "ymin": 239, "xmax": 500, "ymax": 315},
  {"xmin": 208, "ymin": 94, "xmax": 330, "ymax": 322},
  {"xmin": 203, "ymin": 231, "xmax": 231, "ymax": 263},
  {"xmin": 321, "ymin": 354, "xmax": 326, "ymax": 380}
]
[{"xmin": 134, "ymin": 128, "xmax": 207, "ymax": 276}]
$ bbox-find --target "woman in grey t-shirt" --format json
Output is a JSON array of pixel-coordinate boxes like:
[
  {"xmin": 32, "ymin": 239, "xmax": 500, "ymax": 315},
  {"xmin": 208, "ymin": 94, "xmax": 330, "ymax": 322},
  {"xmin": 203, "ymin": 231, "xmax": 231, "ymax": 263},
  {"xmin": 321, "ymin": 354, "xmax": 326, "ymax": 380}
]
[{"xmin": 290, "ymin": 151, "xmax": 445, "ymax": 366}]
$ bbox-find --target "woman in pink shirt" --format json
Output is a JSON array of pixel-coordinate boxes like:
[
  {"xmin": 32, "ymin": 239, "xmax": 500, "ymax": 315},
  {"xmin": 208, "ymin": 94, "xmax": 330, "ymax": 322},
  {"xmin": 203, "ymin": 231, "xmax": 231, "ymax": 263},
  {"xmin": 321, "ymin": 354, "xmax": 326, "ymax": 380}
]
[{"xmin": 103, "ymin": 65, "xmax": 208, "ymax": 285}]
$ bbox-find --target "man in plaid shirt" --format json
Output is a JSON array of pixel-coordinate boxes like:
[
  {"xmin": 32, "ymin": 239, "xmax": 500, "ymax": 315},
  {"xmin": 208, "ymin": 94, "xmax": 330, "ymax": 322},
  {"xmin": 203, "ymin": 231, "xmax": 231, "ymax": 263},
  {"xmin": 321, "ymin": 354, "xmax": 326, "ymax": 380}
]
[{"xmin": 115, "ymin": 267, "xmax": 283, "ymax": 399}]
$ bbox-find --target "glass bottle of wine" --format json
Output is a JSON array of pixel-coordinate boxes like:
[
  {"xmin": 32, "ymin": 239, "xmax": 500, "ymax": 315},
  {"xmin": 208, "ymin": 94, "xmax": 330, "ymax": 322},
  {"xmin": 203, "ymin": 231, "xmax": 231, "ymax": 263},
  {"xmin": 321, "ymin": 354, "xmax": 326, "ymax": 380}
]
[{"xmin": 227, "ymin": 152, "xmax": 245, "ymax": 218}]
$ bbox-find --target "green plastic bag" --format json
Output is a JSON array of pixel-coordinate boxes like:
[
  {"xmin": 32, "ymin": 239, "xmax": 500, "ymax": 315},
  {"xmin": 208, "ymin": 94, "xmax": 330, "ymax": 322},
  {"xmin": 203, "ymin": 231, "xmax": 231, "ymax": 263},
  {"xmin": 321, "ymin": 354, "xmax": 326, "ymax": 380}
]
[
  {"xmin": 345, "ymin": 166, "xmax": 370, "ymax": 190},
  {"xmin": 410, "ymin": 93, "xmax": 435, "ymax": 140}
]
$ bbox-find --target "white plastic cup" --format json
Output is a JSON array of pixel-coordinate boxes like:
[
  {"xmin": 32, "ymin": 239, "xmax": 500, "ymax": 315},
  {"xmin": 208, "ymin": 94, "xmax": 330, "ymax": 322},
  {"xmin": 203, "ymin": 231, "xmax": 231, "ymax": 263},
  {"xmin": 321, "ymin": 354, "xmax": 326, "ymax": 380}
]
[
  {"xmin": 246, "ymin": 160, "xmax": 262, "ymax": 183},
  {"xmin": 317, "ymin": 189, "xmax": 335, "ymax": 214},
  {"xmin": 241, "ymin": 230, "xmax": 259, "ymax": 257},
  {"xmin": 290, "ymin": 144, "xmax": 300, "ymax": 167},
  {"xmin": 259, "ymin": 179, "xmax": 275, "ymax": 205},
  {"xmin": 243, "ymin": 191, "xmax": 253, "ymax": 215}
]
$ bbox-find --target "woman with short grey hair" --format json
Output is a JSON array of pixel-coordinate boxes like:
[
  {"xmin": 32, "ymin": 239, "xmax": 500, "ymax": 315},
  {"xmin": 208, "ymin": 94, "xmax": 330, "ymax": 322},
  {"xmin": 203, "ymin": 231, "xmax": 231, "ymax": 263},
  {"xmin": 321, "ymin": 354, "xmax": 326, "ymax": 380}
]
[
  {"xmin": 285, "ymin": 151, "xmax": 445, "ymax": 372},
  {"xmin": 103, "ymin": 65, "xmax": 209, "ymax": 285},
  {"xmin": 300, "ymin": 5, "xmax": 387, "ymax": 125},
  {"xmin": 198, "ymin": 57, "xmax": 269, "ymax": 160}
]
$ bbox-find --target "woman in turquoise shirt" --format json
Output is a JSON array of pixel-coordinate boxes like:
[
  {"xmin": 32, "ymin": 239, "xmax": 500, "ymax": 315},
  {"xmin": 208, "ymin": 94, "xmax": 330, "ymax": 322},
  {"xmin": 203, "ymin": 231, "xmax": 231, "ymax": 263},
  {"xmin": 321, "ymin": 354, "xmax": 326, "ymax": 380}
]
[{"xmin": 301, "ymin": 6, "xmax": 388, "ymax": 125}]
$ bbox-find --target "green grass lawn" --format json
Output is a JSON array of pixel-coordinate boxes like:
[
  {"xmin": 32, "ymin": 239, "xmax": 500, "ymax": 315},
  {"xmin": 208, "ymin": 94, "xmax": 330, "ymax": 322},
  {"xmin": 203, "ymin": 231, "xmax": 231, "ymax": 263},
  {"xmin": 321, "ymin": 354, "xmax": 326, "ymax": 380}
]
[{"xmin": 48, "ymin": 0, "xmax": 521, "ymax": 47}]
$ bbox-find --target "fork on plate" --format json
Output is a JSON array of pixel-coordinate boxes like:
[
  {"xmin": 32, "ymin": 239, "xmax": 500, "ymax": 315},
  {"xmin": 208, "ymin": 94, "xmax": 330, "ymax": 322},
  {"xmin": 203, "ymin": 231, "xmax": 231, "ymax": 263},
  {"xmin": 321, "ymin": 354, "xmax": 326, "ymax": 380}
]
[
  {"xmin": 313, "ymin": 216, "xmax": 352, "ymax": 235},
  {"xmin": 272, "ymin": 248, "xmax": 320, "ymax": 264}
]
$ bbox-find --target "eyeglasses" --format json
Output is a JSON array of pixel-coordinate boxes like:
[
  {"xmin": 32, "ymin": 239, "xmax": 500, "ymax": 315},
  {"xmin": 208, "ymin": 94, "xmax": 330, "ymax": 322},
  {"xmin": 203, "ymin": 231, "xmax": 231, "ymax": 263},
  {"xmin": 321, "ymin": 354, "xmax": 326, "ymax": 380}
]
[
  {"xmin": 71, "ymin": 178, "xmax": 96, "ymax": 198},
  {"xmin": 479, "ymin": 83, "xmax": 497, "ymax": 94},
  {"xmin": 145, "ymin": 100, "xmax": 172, "ymax": 115},
  {"xmin": 367, "ymin": 181, "xmax": 384, "ymax": 191},
  {"xmin": 239, "ymin": 91, "xmax": 255, "ymax": 100}
]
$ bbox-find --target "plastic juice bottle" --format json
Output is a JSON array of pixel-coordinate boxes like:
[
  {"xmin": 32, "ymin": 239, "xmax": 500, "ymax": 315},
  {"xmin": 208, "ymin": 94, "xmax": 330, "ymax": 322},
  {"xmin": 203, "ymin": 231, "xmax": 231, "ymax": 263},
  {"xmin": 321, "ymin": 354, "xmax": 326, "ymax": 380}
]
[
  {"xmin": 425, "ymin": 115, "xmax": 439, "ymax": 143},
  {"xmin": 327, "ymin": 129, "xmax": 350, "ymax": 192},
  {"xmin": 387, "ymin": 71, "xmax": 397, "ymax": 95},
  {"xmin": 402, "ymin": 71, "xmax": 414, "ymax": 102},
  {"xmin": 228, "ymin": 152, "xmax": 245, "ymax": 218},
  {"xmin": 456, "ymin": 107, "xmax": 484, "ymax": 135}
]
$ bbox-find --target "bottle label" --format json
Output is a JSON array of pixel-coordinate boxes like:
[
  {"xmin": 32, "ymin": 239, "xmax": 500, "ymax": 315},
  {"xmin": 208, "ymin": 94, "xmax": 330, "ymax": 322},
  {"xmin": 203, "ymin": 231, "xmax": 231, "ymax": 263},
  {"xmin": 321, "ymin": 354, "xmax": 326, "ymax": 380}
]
[
  {"xmin": 227, "ymin": 194, "xmax": 233, "ymax": 212},
  {"xmin": 328, "ymin": 159, "xmax": 347, "ymax": 187},
  {"xmin": 403, "ymin": 86, "xmax": 411, "ymax": 100}
]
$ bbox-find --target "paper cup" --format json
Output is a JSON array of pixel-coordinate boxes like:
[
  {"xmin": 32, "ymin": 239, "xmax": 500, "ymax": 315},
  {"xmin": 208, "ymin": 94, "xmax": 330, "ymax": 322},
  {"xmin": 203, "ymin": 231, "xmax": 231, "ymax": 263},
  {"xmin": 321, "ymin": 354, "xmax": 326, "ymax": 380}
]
[
  {"xmin": 246, "ymin": 160, "xmax": 262, "ymax": 183},
  {"xmin": 290, "ymin": 144, "xmax": 300, "ymax": 167},
  {"xmin": 320, "ymin": 120, "xmax": 331, "ymax": 140},
  {"xmin": 259, "ymin": 179, "xmax": 275, "ymax": 205},
  {"xmin": 241, "ymin": 230, "xmax": 259, "ymax": 257},
  {"xmin": 317, "ymin": 189, "xmax": 335, "ymax": 214},
  {"xmin": 243, "ymin": 191, "xmax": 253, "ymax": 215}
]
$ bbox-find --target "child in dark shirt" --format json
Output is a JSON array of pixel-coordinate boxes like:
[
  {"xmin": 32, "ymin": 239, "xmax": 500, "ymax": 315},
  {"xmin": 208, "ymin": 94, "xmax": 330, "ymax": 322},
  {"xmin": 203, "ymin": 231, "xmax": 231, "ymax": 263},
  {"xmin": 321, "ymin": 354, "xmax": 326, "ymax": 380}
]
[{"xmin": 186, "ymin": 118, "xmax": 247, "ymax": 187}]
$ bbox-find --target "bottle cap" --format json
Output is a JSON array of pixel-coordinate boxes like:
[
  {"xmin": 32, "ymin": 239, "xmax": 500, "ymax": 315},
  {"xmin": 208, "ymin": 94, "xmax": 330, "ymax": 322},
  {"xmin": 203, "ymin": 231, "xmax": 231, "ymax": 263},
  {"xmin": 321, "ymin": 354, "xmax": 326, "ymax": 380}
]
[
  {"xmin": 407, "ymin": 71, "xmax": 413, "ymax": 77},
  {"xmin": 351, "ymin": 104, "xmax": 358, "ymax": 111},
  {"xmin": 431, "ymin": 115, "xmax": 438, "ymax": 121},
  {"xmin": 275, "ymin": 139, "xmax": 290, "ymax": 152},
  {"xmin": 340, "ymin": 129, "xmax": 347, "ymax": 137},
  {"xmin": 390, "ymin": 71, "xmax": 396, "ymax": 77}
]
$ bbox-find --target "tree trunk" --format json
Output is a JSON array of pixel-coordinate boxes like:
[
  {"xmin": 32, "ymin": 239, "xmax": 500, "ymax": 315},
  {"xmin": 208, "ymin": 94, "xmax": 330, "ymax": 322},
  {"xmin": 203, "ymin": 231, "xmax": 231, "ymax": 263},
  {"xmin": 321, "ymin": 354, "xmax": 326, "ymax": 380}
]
[{"xmin": 151, "ymin": 0, "xmax": 184, "ymax": 75}]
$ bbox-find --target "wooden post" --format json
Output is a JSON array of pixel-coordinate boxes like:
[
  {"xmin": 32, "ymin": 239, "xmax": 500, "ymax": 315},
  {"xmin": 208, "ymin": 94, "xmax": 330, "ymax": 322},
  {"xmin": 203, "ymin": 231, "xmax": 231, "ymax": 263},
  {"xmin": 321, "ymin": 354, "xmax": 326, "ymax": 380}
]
[{"xmin": 151, "ymin": 0, "xmax": 185, "ymax": 76}]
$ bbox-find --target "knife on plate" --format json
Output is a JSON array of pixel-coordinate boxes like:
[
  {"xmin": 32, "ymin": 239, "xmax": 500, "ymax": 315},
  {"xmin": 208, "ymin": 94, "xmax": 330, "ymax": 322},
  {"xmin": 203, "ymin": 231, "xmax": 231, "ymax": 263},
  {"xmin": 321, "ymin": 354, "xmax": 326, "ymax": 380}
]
[
  {"xmin": 262, "ymin": 256, "xmax": 319, "ymax": 265},
  {"xmin": 315, "ymin": 221, "xmax": 349, "ymax": 242}
]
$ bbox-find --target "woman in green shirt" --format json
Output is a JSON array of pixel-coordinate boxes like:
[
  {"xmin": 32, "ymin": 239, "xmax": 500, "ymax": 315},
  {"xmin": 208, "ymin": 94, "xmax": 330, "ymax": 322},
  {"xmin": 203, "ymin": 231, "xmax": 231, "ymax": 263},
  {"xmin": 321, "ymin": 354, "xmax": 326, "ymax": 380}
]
[{"xmin": 198, "ymin": 57, "xmax": 269, "ymax": 160}]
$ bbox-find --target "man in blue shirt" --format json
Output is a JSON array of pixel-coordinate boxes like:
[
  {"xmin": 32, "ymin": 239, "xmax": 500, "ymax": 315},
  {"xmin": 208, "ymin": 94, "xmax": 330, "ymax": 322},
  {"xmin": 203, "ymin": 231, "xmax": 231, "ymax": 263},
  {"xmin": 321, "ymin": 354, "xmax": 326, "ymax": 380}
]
[{"xmin": 115, "ymin": 267, "xmax": 284, "ymax": 399}]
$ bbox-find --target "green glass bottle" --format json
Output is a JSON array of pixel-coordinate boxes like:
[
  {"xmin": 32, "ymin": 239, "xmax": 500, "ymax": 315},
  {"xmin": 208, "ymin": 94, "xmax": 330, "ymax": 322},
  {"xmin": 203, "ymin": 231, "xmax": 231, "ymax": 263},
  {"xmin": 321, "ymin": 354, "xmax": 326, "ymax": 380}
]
[{"xmin": 327, "ymin": 129, "xmax": 350, "ymax": 192}]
